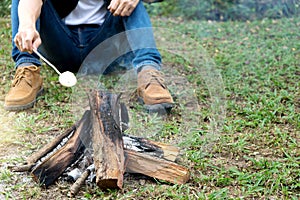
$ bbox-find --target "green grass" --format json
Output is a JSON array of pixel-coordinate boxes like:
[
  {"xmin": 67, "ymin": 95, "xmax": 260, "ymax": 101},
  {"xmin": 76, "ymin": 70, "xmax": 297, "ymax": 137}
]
[
  {"xmin": 154, "ymin": 16, "xmax": 300, "ymax": 199},
  {"xmin": 0, "ymin": 16, "xmax": 299, "ymax": 199}
]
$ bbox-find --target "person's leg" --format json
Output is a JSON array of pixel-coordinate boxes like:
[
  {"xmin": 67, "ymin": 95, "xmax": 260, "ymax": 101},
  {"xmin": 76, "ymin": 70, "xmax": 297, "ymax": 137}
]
[
  {"xmin": 80, "ymin": 2, "xmax": 173, "ymax": 113},
  {"xmin": 122, "ymin": 1, "xmax": 162, "ymax": 72},
  {"xmin": 5, "ymin": 0, "xmax": 81, "ymax": 111},
  {"xmin": 11, "ymin": 0, "xmax": 41, "ymax": 68},
  {"xmin": 5, "ymin": 0, "xmax": 44, "ymax": 111},
  {"xmin": 120, "ymin": 2, "xmax": 174, "ymax": 112},
  {"xmin": 11, "ymin": 0, "xmax": 82, "ymax": 71},
  {"xmin": 77, "ymin": 3, "xmax": 162, "ymax": 74},
  {"xmin": 122, "ymin": 2, "xmax": 173, "ymax": 112}
]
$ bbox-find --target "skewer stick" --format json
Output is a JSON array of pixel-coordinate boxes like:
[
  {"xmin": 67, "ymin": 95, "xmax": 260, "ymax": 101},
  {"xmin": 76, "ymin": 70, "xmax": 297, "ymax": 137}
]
[{"xmin": 33, "ymin": 49, "xmax": 61, "ymax": 75}]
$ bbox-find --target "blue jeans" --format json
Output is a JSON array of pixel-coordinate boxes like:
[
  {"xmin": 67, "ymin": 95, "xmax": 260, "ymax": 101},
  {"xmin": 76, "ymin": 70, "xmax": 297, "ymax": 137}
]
[{"xmin": 11, "ymin": 0, "xmax": 162, "ymax": 73}]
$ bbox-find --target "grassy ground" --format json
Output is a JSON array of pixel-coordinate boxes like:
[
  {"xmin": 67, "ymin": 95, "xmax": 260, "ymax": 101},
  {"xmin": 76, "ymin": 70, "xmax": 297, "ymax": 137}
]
[{"xmin": 0, "ymin": 15, "xmax": 299, "ymax": 199}]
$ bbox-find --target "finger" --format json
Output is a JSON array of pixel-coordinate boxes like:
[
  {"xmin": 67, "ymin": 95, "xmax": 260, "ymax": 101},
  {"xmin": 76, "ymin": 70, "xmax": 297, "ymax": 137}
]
[
  {"xmin": 120, "ymin": 0, "xmax": 139, "ymax": 16},
  {"xmin": 120, "ymin": 5, "xmax": 133, "ymax": 16},
  {"xmin": 15, "ymin": 36, "xmax": 26, "ymax": 52},
  {"xmin": 24, "ymin": 30, "xmax": 39, "ymax": 52},
  {"xmin": 21, "ymin": 36, "xmax": 33, "ymax": 52},
  {"xmin": 33, "ymin": 38, "xmax": 41, "ymax": 50},
  {"xmin": 108, "ymin": 0, "xmax": 120, "ymax": 14},
  {"xmin": 32, "ymin": 36, "xmax": 42, "ymax": 51},
  {"xmin": 14, "ymin": 36, "xmax": 21, "ymax": 49},
  {"xmin": 113, "ymin": 0, "xmax": 131, "ymax": 16},
  {"xmin": 113, "ymin": 4, "xmax": 126, "ymax": 16}
]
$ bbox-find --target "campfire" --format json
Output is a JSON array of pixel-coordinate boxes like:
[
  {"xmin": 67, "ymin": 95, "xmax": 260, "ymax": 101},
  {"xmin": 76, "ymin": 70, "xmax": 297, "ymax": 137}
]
[{"xmin": 10, "ymin": 90, "xmax": 190, "ymax": 196}]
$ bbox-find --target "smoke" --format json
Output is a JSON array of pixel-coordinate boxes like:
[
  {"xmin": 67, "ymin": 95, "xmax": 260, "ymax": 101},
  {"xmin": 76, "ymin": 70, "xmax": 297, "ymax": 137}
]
[{"xmin": 71, "ymin": 27, "xmax": 226, "ymax": 148}]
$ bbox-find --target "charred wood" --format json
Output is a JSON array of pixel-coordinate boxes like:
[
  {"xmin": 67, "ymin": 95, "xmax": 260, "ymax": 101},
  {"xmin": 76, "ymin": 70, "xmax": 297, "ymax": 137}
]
[
  {"xmin": 27, "ymin": 125, "xmax": 77, "ymax": 165},
  {"xmin": 30, "ymin": 110, "xmax": 92, "ymax": 187},
  {"xmin": 125, "ymin": 150, "xmax": 190, "ymax": 185},
  {"xmin": 10, "ymin": 90, "xmax": 189, "ymax": 194},
  {"xmin": 89, "ymin": 90, "xmax": 125, "ymax": 189}
]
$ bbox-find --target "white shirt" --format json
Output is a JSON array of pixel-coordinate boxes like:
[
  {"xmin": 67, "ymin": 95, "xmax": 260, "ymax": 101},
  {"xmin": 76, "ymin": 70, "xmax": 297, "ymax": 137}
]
[{"xmin": 64, "ymin": 0, "xmax": 107, "ymax": 25}]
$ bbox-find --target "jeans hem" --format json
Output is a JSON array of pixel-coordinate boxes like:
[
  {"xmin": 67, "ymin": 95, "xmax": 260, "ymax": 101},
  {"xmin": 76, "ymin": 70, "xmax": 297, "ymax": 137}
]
[
  {"xmin": 135, "ymin": 61, "xmax": 161, "ymax": 72},
  {"xmin": 15, "ymin": 59, "xmax": 41, "ymax": 69}
]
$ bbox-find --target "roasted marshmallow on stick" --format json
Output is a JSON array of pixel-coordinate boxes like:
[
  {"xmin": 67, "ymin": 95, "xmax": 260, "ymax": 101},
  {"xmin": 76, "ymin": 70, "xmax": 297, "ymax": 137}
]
[{"xmin": 33, "ymin": 49, "xmax": 77, "ymax": 87}]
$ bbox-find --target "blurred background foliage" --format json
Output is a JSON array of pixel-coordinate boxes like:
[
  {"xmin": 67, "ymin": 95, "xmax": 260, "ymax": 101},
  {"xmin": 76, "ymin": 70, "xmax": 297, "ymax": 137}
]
[
  {"xmin": 0, "ymin": 0, "xmax": 10, "ymax": 18},
  {"xmin": 146, "ymin": 0, "xmax": 300, "ymax": 21},
  {"xmin": 0, "ymin": 0, "xmax": 299, "ymax": 20}
]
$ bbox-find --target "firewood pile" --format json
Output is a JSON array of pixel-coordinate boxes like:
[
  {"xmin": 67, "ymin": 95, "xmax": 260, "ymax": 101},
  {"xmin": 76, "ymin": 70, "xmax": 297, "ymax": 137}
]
[{"xmin": 10, "ymin": 90, "xmax": 190, "ymax": 196}]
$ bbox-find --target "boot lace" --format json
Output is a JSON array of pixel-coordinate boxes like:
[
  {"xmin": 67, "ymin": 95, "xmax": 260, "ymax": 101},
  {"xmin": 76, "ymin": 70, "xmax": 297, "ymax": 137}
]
[
  {"xmin": 12, "ymin": 67, "xmax": 36, "ymax": 87},
  {"xmin": 144, "ymin": 70, "xmax": 166, "ymax": 89}
]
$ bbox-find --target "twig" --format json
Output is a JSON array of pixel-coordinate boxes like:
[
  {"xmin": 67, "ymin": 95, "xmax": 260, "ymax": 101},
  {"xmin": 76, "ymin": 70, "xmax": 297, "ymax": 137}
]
[
  {"xmin": 8, "ymin": 164, "xmax": 35, "ymax": 172},
  {"xmin": 69, "ymin": 168, "xmax": 91, "ymax": 196}
]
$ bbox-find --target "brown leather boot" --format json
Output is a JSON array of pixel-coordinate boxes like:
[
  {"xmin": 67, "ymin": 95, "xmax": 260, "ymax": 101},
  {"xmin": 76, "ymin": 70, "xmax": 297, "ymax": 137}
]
[
  {"xmin": 137, "ymin": 68, "xmax": 174, "ymax": 113},
  {"xmin": 4, "ymin": 65, "xmax": 43, "ymax": 111}
]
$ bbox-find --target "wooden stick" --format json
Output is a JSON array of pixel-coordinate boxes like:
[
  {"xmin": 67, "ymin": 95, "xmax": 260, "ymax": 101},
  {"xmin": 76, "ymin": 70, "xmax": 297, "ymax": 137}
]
[
  {"xmin": 69, "ymin": 168, "xmax": 91, "ymax": 196},
  {"xmin": 8, "ymin": 164, "xmax": 35, "ymax": 172},
  {"xmin": 125, "ymin": 150, "xmax": 190, "ymax": 185},
  {"xmin": 26, "ymin": 125, "xmax": 76, "ymax": 164}
]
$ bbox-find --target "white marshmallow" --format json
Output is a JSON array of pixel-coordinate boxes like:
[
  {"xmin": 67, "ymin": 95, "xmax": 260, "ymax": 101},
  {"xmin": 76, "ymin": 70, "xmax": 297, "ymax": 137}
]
[{"xmin": 59, "ymin": 71, "xmax": 77, "ymax": 87}]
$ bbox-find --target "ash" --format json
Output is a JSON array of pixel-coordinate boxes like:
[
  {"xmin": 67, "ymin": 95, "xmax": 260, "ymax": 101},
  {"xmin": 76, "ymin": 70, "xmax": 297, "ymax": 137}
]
[{"xmin": 60, "ymin": 148, "xmax": 96, "ymax": 184}]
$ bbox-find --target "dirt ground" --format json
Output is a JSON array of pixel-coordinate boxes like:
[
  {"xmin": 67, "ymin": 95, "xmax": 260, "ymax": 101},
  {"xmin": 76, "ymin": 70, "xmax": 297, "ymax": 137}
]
[{"xmin": 0, "ymin": 104, "xmax": 19, "ymax": 158}]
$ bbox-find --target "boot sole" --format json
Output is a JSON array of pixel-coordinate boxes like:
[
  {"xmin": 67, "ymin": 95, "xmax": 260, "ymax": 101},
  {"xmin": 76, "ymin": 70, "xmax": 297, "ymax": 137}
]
[
  {"xmin": 138, "ymin": 97, "xmax": 174, "ymax": 115},
  {"xmin": 4, "ymin": 87, "xmax": 44, "ymax": 111}
]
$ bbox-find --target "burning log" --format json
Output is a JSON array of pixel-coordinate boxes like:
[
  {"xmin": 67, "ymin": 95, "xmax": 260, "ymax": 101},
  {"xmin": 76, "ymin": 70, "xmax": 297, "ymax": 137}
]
[
  {"xmin": 30, "ymin": 110, "xmax": 92, "ymax": 187},
  {"xmin": 123, "ymin": 135, "xmax": 180, "ymax": 162},
  {"xmin": 11, "ymin": 90, "xmax": 190, "ymax": 195},
  {"xmin": 88, "ymin": 90, "xmax": 125, "ymax": 189},
  {"xmin": 122, "ymin": 136, "xmax": 189, "ymax": 185},
  {"xmin": 125, "ymin": 150, "xmax": 190, "ymax": 185},
  {"xmin": 26, "ymin": 125, "xmax": 78, "ymax": 165}
]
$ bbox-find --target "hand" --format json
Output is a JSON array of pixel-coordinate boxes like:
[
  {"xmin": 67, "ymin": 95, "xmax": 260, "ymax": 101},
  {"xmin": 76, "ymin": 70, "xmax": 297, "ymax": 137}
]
[
  {"xmin": 108, "ymin": 0, "xmax": 139, "ymax": 17},
  {"xmin": 14, "ymin": 27, "xmax": 41, "ymax": 53}
]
